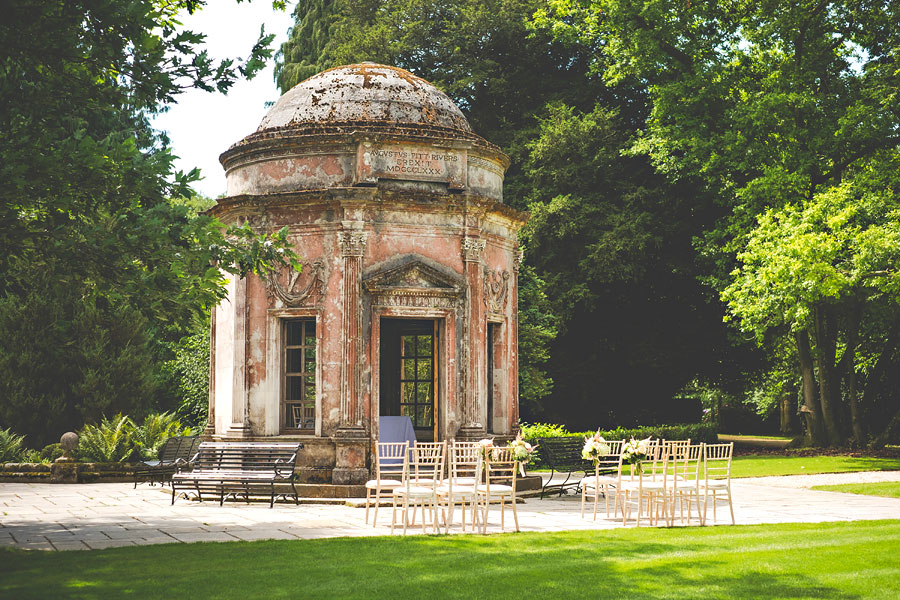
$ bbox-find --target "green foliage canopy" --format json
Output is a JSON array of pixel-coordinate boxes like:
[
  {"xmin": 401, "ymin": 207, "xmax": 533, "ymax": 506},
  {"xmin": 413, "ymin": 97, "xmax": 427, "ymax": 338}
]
[{"xmin": 0, "ymin": 1, "xmax": 299, "ymax": 445}]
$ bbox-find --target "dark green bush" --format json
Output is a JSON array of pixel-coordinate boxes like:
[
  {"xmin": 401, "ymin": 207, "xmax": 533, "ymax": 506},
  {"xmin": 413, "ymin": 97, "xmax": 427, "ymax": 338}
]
[
  {"xmin": 521, "ymin": 422, "xmax": 718, "ymax": 469},
  {"xmin": 0, "ymin": 426, "xmax": 25, "ymax": 462}
]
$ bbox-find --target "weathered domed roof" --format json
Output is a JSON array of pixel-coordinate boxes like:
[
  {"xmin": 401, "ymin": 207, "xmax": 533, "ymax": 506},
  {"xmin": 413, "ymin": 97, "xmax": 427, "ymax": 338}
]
[{"xmin": 258, "ymin": 63, "xmax": 472, "ymax": 133}]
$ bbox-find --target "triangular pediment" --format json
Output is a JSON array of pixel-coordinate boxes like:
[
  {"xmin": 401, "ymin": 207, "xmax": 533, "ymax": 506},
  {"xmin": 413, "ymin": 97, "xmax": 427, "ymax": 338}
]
[{"xmin": 364, "ymin": 256, "xmax": 463, "ymax": 295}]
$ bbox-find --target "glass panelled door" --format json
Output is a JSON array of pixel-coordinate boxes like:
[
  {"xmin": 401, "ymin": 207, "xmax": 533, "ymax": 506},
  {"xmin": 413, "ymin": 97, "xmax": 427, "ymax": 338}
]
[
  {"xmin": 380, "ymin": 319, "xmax": 438, "ymax": 441},
  {"xmin": 400, "ymin": 332, "xmax": 434, "ymax": 429}
]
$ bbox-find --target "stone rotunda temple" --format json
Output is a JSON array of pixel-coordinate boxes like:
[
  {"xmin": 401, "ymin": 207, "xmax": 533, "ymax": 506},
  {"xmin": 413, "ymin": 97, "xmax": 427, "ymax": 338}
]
[{"xmin": 207, "ymin": 63, "xmax": 528, "ymax": 485}]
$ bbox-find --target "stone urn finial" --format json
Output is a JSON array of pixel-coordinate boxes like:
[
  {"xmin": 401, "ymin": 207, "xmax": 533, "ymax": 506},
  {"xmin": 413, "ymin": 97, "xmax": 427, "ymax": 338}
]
[
  {"xmin": 60, "ymin": 432, "xmax": 78, "ymax": 460},
  {"xmin": 51, "ymin": 432, "xmax": 79, "ymax": 483}
]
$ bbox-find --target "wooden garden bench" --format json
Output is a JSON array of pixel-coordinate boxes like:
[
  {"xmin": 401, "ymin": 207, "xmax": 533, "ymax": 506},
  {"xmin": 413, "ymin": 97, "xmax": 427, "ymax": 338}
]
[
  {"xmin": 133, "ymin": 436, "xmax": 201, "ymax": 488},
  {"xmin": 171, "ymin": 442, "xmax": 303, "ymax": 508}
]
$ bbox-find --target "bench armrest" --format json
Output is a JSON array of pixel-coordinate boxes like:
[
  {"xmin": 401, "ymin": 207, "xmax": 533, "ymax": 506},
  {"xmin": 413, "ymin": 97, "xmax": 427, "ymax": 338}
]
[{"xmin": 273, "ymin": 458, "xmax": 295, "ymax": 478}]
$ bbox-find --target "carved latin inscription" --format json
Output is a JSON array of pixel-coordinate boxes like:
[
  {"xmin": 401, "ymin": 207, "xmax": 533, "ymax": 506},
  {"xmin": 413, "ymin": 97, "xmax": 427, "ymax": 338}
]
[{"xmin": 357, "ymin": 142, "xmax": 467, "ymax": 189}]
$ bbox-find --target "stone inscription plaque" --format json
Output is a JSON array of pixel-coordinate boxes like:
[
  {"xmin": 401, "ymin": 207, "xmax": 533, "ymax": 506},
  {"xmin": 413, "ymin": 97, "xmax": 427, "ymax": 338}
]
[{"xmin": 356, "ymin": 142, "xmax": 467, "ymax": 189}]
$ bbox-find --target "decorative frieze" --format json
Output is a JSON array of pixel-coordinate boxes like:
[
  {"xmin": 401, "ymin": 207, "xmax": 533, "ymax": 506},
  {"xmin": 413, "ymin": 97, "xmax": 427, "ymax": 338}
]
[{"xmin": 461, "ymin": 237, "xmax": 486, "ymax": 262}]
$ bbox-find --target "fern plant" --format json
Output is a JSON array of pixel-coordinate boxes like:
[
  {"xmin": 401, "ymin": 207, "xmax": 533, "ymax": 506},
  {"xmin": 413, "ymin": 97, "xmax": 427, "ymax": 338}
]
[
  {"xmin": 131, "ymin": 412, "xmax": 195, "ymax": 460},
  {"xmin": 77, "ymin": 414, "xmax": 135, "ymax": 462},
  {"xmin": 0, "ymin": 427, "xmax": 25, "ymax": 462}
]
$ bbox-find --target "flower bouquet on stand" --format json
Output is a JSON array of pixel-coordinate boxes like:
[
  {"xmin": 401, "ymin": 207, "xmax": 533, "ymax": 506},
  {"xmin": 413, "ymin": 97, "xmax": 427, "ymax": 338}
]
[
  {"xmin": 622, "ymin": 437, "xmax": 652, "ymax": 475},
  {"xmin": 582, "ymin": 430, "xmax": 611, "ymax": 466},
  {"xmin": 507, "ymin": 433, "xmax": 538, "ymax": 476}
]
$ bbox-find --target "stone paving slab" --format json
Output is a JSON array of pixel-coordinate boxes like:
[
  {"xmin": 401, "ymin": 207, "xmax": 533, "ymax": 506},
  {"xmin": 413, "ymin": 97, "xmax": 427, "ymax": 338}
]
[{"xmin": 1, "ymin": 472, "xmax": 899, "ymax": 551}]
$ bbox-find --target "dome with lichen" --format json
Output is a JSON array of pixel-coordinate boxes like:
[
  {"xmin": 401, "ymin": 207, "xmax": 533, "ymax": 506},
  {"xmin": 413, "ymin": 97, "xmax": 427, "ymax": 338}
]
[{"xmin": 258, "ymin": 63, "xmax": 472, "ymax": 134}]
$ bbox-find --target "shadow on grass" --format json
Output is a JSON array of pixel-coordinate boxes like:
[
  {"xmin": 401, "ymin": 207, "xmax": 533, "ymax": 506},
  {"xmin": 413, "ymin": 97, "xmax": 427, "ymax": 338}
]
[{"xmin": 3, "ymin": 522, "xmax": 893, "ymax": 599}]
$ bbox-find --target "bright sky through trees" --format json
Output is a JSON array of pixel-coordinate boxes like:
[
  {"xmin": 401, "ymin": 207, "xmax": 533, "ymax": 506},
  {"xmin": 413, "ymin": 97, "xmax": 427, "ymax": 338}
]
[{"xmin": 152, "ymin": 2, "xmax": 295, "ymax": 198}]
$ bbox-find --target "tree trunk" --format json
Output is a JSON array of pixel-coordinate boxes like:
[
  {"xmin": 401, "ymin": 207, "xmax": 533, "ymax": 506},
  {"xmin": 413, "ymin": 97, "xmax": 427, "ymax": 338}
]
[
  {"xmin": 862, "ymin": 316, "xmax": 900, "ymax": 440},
  {"xmin": 814, "ymin": 305, "xmax": 842, "ymax": 445},
  {"xmin": 795, "ymin": 330, "xmax": 825, "ymax": 445},
  {"xmin": 843, "ymin": 303, "xmax": 864, "ymax": 446},
  {"xmin": 779, "ymin": 382, "xmax": 797, "ymax": 435}
]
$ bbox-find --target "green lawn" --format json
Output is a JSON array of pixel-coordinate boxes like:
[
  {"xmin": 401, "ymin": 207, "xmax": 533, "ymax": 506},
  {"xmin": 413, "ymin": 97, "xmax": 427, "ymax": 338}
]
[
  {"xmin": 811, "ymin": 481, "xmax": 900, "ymax": 498},
  {"xmin": 731, "ymin": 454, "xmax": 900, "ymax": 478},
  {"xmin": 2, "ymin": 521, "xmax": 900, "ymax": 599}
]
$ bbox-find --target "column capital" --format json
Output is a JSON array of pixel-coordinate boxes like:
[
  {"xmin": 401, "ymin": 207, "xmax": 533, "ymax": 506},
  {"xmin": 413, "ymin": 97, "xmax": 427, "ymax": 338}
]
[
  {"xmin": 461, "ymin": 236, "xmax": 486, "ymax": 262},
  {"xmin": 339, "ymin": 230, "xmax": 368, "ymax": 257}
]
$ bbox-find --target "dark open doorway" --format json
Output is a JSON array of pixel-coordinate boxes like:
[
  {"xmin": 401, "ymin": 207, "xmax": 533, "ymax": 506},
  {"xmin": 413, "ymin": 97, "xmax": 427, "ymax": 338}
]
[{"xmin": 380, "ymin": 318, "xmax": 438, "ymax": 442}]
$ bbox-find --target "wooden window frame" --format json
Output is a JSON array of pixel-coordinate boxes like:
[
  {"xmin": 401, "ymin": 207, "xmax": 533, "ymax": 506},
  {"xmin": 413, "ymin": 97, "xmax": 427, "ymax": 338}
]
[{"xmin": 281, "ymin": 318, "xmax": 316, "ymax": 433}]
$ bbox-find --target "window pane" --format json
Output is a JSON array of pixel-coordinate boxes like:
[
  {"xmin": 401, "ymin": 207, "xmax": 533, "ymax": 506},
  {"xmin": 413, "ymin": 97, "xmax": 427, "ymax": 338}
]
[
  {"xmin": 402, "ymin": 358, "xmax": 416, "ymax": 380},
  {"xmin": 287, "ymin": 349, "xmax": 303, "ymax": 373},
  {"xmin": 416, "ymin": 335, "xmax": 432, "ymax": 357},
  {"xmin": 286, "ymin": 321, "xmax": 303, "ymax": 346},
  {"xmin": 401, "ymin": 335, "xmax": 416, "ymax": 357},
  {"xmin": 416, "ymin": 382, "xmax": 432, "ymax": 403},
  {"xmin": 416, "ymin": 359, "xmax": 432, "ymax": 380},
  {"xmin": 287, "ymin": 403, "xmax": 303, "ymax": 428},
  {"xmin": 416, "ymin": 405, "xmax": 428, "ymax": 428},
  {"xmin": 302, "ymin": 403, "xmax": 315, "ymax": 429},
  {"xmin": 401, "ymin": 404, "xmax": 415, "ymax": 420},
  {"xmin": 286, "ymin": 376, "xmax": 303, "ymax": 401},
  {"xmin": 304, "ymin": 381, "xmax": 315, "ymax": 403},
  {"xmin": 305, "ymin": 320, "xmax": 316, "ymax": 341},
  {"xmin": 401, "ymin": 382, "xmax": 416, "ymax": 404},
  {"xmin": 423, "ymin": 404, "xmax": 433, "ymax": 428},
  {"xmin": 305, "ymin": 346, "xmax": 316, "ymax": 361}
]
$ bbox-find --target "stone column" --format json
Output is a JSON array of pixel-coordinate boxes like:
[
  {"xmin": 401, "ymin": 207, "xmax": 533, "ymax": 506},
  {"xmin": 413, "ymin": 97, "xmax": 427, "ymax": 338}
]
[
  {"xmin": 226, "ymin": 276, "xmax": 252, "ymax": 438},
  {"xmin": 203, "ymin": 307, "xmax": 217, "ymax": 439},
  {"xmin": 510, "ymin": 247, "xmax": 523, "ymax": 435},
  {"xmin": 457, "ymin": 236, "xmax": 487, "ymax": 440},
  {"xmin": 333, "ymin": 228, "xmax": 369, "ymax": 484}
]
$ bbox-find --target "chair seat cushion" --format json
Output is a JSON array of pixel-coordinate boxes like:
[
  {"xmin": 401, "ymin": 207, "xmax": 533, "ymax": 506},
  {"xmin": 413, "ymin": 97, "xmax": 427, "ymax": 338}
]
[
  {"xmin": 394, "ymin": 485, "xmax": 437, "ymax": 498},
  {"xmin": 476, "ymin": 484, "xmax": 513, "ymax": 494},
  {"xmin": 365, "ymin": 479, "xmax": 403, "ymax": 489},
  {"xmin": 580, "ymin": 476, "xmax": 617, "ymax": 489}
]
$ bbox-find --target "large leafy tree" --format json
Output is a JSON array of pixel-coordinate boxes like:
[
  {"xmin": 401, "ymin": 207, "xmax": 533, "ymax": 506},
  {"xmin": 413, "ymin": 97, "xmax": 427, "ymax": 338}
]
[
  {"xmin": 277, "ymin": 0, "xmax": 733, "ymax": 425},
  {"xmin": 0, "ymin": 0, "xmax": 297, "ymax": 446},
  {"xmin": 535, "ymin": 0, "xmax": 900, "ymax": 443}
]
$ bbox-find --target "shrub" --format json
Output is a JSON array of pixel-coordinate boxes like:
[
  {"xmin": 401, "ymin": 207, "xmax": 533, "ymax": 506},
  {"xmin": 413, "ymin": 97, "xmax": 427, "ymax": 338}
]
[
  {"xmin": 0, "ymin": 426, "xmax": 25, "ymax": 462},
  {"xmin": 522, "ymin": 422, "xmax": 717, "ymax": 445},
  {"xmin": 77, "ymin": 414, "xmax": 136, "ymax": 462},
  {"xmin": 131, "ymin": 412, "xmax": 196, "ymax": 460},
  {"xmin": 18, "ymin": 448, "xmax": 48, "ymax": 464},
  {"xmin": 40, "ymin": 443, "xmax": 65, "ymax": 462}
]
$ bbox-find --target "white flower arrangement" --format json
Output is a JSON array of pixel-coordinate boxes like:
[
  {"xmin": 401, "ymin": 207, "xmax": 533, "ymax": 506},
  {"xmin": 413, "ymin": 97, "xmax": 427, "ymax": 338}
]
[
  {"xmin": 622, "ymin": 436, "xmax": 653, "ymax": 474},
  {"xmin": 581, "ymin": 430, "xmax": 611, "ymax": 464},
  {"xmin": 507, "ymin": 432, "xmax": 538, "ymax": 462},
  {"xmin": 477, "ymin": 438, "xmax": 495, "ymax": 462}
]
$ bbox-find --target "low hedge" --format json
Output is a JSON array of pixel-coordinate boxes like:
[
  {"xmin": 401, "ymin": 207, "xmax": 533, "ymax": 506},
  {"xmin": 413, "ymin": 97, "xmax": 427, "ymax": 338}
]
[{"xmin": 519, "ymin": 422, "xmax": 718, "ymax": 469}]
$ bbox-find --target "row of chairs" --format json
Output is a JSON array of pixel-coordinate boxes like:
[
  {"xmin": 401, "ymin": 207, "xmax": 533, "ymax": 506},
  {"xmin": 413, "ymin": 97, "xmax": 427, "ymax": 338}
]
[
  {"xmin": 365, "ymin": 441, "xmax": 520, "ymax": 535},
  {"xmin": 581, "ymin": 440, "xmax": 734, "ymax": 527}
]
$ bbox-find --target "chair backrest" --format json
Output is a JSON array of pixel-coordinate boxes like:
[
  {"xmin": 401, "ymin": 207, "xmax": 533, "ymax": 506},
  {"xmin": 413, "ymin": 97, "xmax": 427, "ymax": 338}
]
[
  {"xmin": 670, "ymin": 443, "xmax": 704, "ymax": 484},
  {"xmin": 592, "ymin": 439, "xmax": 625, "ymax": 475},
  {"xmin": 448, "ymin": 441, "xmax": 482, "ymax": 484},
  {"xmin": 659, "ymin": 439, "xmax": 691, "ymax": 480},
  {"xmin": 484, "ymin": 446, "xmax": 518, "ymax": 492},
  {"xmin": 158, "ymin": 435, "xmax": 199, "ymax": 463},
  {"xmin": 409, "ymin": 441, "xmax": 446, "ymax": 488},
  {"xmin": 192, "ymin": 442, "xmax": 301, "ymax": 474},
  {"xmin": 375, "ymin": 441, "xmax": 409, "ymax": 481},
  {"xmin": 627, "ymin": 438, "xmax": 661, "ymax": 481},
  {"xmin": 703, "ymin": 442, "xmax": 734, "ymax": 482}
]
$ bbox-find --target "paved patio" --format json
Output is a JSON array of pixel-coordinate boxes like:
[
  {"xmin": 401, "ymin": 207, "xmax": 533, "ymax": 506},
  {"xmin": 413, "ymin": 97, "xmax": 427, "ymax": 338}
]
[{"xmin": 2, "ymin": 472, "xmax": 899, "ymax": 551}]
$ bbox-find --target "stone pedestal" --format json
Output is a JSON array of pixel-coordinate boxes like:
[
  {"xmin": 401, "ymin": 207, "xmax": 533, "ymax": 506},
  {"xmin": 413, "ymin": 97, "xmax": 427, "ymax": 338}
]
[
  {"xmin": 455, "ymin": 425, "xmax": 487, "ymax": 441},
  {"xmin": 332, "ymin": 427, "xmax": 369, "ymax": 485},
  {"xmin": 50, "ymin": 458, "xmax": 78, "ymax": 483}
]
